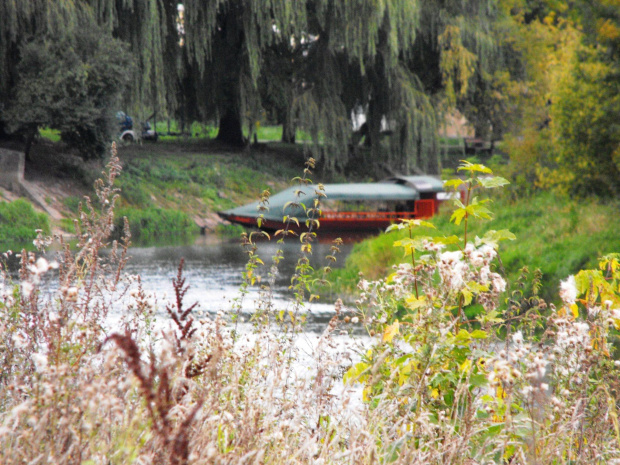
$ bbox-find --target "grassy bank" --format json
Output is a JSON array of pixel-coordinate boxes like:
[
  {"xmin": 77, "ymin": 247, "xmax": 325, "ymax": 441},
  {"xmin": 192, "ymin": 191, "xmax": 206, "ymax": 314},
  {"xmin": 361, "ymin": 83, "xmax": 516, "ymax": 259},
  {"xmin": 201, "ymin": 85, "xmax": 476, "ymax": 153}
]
[
  {"xmin": 0, "ymin": 199, "xmax": 50, "ymax": 250},
  {"xmin": 53, "ymin": 140, "xmax": 318, "ymax": 245},
  {"xmin": 327, "ymin": 192, "xmax": 620, "ymax": 303}
]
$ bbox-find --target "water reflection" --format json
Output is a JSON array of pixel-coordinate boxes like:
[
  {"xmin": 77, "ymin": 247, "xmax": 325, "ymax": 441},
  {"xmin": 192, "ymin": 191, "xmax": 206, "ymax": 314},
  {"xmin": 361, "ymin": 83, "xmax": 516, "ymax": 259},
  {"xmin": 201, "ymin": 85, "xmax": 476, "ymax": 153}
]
[{"xmin": 106, "ymin": 235, "xmax": 358, "ymax": 334}]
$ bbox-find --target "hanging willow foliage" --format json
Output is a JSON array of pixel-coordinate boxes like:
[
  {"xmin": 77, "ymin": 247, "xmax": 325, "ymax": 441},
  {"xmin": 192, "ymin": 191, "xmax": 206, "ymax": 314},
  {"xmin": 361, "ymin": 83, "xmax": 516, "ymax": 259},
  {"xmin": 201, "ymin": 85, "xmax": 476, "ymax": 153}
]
[
  {"xmin": 0, "ymin": 0, "xmax": 178, "ymax": 126},
  {"xmin": 1, "ymin": 0, "xmax": 504, "ymax": 173},
  {"xmin": 0, "ymin": 0, "xmax": 82, "ymax": 103}
]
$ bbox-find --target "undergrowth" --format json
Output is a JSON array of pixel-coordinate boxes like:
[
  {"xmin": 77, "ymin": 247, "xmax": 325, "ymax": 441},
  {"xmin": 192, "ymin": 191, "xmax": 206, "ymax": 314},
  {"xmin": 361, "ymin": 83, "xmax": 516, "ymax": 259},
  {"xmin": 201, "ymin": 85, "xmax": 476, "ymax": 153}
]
[{"xmin": 1, "ymin": 153, "xmax": 620, "ymax": 464}]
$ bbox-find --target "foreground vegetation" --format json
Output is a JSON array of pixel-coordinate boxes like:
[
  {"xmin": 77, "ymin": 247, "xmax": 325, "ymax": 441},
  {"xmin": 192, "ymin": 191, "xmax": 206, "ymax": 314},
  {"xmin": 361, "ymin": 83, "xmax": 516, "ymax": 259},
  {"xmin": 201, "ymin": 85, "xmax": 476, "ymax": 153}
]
[
  {"xmin": 329, "ymin": 191, "xmax": 620, "ymax": 305},
  {"xmin": 1, "ymin": 157, "xmax": 620, "ymax": 464}
]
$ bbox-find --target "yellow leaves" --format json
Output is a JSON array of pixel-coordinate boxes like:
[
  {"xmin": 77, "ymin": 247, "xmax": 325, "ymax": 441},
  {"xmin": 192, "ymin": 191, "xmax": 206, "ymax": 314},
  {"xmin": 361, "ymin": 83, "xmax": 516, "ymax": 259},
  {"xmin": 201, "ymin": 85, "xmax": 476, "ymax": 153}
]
[
  {"xmin": 405, "ymin": 294, "xmax": 426, "ymax": 311},
  {"xmin": 444, "ymin": 178, "xmax": 466, "ymax": 190},
  {"xmin": 457, "ymin": 160, "xmax": 493, "ymax": 175},
  {"xmin": 438, "ymin": 25, "xmax": 477, "ymax": 100},
  {"xmin": 398, "ymin": 361, "xmax": 412, "ymax": 386},
  {"xmin": 570, "ymin": 303, "xmax": 579, "ymax": 319},
  {"xmin": 450, "ymin": 197, "xmax": 492, "ymax": 225},
  {"xmin": 460, "ymin": 359, "xmax": 472, "ymax": 373},
  {"xmin": 386, "ymin": 219, "xmax": 436, "ymax": 233},
  {"xmin": 600, "ymin": 254, "xmax": 620, "ymax": 274},
  {"xmin": 597, "ymin": 18, "xmax": 620, "ymax": 42},
  {"xmin": 343, "ymin": 361, "xmax": 371, "ymax": 385},
  {"xmin": 383, "ymin": 321, "xmax": 400, "ymax": 343},
  {"xmin": 363, "ymin": 386, "xmax": 372, "ymax": 402}
]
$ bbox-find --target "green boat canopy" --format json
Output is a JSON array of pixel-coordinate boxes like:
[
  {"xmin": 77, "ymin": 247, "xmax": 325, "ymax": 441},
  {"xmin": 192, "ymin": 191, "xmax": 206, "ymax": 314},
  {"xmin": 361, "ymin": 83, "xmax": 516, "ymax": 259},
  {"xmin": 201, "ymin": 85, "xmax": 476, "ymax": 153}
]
[
  {"xmin": 381, "ymin": 175, "xmax": 445, "ymax": 193},
  {"xmin": 221, "ymin": 182, "xmax": 423, "ymax": 222}
]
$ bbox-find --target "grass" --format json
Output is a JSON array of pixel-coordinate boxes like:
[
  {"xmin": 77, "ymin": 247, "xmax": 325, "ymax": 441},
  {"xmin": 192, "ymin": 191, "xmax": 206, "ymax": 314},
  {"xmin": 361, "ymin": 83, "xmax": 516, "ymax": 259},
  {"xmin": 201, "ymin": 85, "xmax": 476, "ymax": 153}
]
[
  {"xmin": 114, "ymin": 207, "xmax": 197, "ymax": 245},
  {"xmin": 0, "ymin": 199, "xmax": 50, "ymax": 250},
  {"xmin": 111, "ymin": 141, "xmax": 314, "ymax": 244},
  {"xmin": 115, "ymin": 142, "xmax": 307, "ymax": 213},
  {"xmin": 328, "ymin": 192, "xmax": 620, "ymax": 304},
  {"xmin": 38, "ymin": 127, "xmax": 61, "ymax": 142},
  {"xmin": 152, "ymin": 120, "xmax": 314, "ymax": 142}
]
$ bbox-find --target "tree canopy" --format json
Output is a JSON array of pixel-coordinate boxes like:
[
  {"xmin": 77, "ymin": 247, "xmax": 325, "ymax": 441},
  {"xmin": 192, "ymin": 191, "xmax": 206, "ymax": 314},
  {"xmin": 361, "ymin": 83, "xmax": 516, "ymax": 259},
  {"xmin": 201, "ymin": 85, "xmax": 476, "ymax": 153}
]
[{"xmin": 0, "ymin": 0, "xmax": 618, "ymax": 198}]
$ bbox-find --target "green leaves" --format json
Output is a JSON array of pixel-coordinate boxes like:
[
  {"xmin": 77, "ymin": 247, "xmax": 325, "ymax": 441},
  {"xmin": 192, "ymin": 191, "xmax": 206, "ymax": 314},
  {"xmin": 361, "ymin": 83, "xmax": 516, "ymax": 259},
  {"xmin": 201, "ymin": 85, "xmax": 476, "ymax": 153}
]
[
  {"xmin": 458, "ymin": 160, "xmax": 493, "ymax": 174},
  {"xmin": 386, "ymin": 219, "xmax": 436, "ymax": 233},
  {"xmin": 477, "ymin": 176, "xmax": 510, "ymax": 189},
  {"xmin": 475, "ymin": 229, "xmax": 517, "ymax": 248},
  {"xmin": 444, "ymin": 178, "xmax": 466, "ymax": 190},
  {"xmin": 450, "ymin": 197, "xmax": 493, "ymax": 225}
]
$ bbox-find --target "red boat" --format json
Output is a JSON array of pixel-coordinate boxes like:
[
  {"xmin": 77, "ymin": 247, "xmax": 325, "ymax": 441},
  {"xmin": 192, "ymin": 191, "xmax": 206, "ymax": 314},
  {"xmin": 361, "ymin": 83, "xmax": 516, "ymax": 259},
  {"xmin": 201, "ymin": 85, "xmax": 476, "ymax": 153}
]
[{"xmin": 217, "ymin": 175, "xmax": 445, "ymax": 233}]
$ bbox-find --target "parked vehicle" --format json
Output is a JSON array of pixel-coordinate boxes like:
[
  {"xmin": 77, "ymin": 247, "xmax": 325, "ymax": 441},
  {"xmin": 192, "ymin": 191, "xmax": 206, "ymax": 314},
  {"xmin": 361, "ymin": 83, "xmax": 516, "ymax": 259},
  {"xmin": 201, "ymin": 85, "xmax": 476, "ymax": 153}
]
[
  {"xmin": 218, "ymin": 175, "xmax": 445, "ymax": 233},
  {"xmin": 116, "ymin": 111, "xmax": 158, "ymax": 142}
]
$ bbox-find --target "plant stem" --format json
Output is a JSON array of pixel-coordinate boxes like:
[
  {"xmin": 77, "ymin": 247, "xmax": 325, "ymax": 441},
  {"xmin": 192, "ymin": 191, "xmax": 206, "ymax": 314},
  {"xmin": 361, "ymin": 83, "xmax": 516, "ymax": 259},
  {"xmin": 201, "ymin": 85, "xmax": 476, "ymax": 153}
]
[{"xmin": 410, "ymin": 226, "xmax": 419, "ymax": 299}]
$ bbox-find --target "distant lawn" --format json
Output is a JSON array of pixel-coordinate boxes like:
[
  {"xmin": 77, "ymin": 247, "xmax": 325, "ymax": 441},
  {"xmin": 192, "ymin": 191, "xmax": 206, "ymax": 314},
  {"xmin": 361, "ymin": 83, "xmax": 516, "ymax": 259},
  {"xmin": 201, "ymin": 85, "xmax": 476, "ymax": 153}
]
[
  {"xmin": 153, "ymin": 120, "xmax": 314, "ymax": 142},
  {"xmin": 39, "ymin": 127, "xmax": 61, "ymax": 142}
]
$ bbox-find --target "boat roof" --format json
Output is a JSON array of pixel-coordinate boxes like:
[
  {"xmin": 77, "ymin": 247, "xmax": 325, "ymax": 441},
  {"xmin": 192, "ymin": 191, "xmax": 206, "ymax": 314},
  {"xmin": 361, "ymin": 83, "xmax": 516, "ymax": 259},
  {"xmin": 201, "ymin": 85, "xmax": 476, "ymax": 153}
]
[
  {"xmin": 382, "ymin": 175, "xmax": 445, "ymax": 193},
  {"xmin": 221, "ymin": 182, "xmax": 421, "ymax": 221}
]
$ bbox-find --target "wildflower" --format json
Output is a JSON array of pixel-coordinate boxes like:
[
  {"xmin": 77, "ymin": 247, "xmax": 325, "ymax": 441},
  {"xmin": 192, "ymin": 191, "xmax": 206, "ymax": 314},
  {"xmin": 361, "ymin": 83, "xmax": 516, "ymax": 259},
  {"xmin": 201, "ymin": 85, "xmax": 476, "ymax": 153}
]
[
  {"xmin": 31, "ymin": 353, "xmax": 48, "ymax": 373},
  {"xmin": 490, "ymin": 273, "xmax": 506, "ymax": 293},
  {"xmin": 21, "ymin": 282, "xmax": 34, "ymax": 298},
  {"xmin": 66, "ymin": 287, "xmax": 79, "ymax": 302},
  {"xmin": 12, "ymin": 332, "xmax": 28, "ymax": 349},
  {"xmin": 559, "ymin": 275, "xmax": 577, "ymax": 305},
  {"xmin": 35, "ymin": 257, "xmax": 50, "ymax": 274}
]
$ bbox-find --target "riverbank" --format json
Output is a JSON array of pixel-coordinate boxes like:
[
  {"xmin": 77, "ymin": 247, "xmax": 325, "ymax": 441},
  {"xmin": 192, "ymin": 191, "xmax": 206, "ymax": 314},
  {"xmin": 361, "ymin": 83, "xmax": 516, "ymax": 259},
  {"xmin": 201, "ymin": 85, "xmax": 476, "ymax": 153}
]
[
  {"xmin": 0, "ymin": 138, "xmax": 334, "ymax": 246},
  {"xmin": 326, "ymin": 191, "xmax": 620, "ymax": 304}
]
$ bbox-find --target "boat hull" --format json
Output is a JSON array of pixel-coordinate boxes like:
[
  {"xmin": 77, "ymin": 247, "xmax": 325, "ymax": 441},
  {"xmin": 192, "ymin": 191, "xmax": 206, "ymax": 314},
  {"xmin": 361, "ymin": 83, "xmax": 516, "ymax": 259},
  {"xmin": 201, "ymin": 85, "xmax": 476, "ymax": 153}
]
[{"xmin": 218, "ymin": 199, "xmax": 437, "ymax": 233}]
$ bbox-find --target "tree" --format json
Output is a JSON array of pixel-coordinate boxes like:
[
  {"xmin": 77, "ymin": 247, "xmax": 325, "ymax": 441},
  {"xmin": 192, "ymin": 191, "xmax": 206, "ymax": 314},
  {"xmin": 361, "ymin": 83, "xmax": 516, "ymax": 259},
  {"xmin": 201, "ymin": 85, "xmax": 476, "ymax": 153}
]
[
  {"xmin": 0, "ymin": 0, "xmax": 178, "ymax": 157},
  {"xmin": 4, "ymin": 21, "xmax": 132, "ymax": 159},
  {"xmin": 181, "ymin": 0, "xmax": 305, "ymax": 147},
  {"xmin": 291, "ymin": 1, "xmax": 504, "ymax": 174},
  {"xmin": 553, "ymin": 0, "xmax": 620, "ymax": 196}
]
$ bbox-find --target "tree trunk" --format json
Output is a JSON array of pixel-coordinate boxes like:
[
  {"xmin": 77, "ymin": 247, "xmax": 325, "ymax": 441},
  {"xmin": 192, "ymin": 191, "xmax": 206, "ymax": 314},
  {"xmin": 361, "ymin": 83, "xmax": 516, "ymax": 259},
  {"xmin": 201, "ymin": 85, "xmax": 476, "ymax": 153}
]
[
  {"xmin": 24, "ymin": 126, "xmax": 38, "ymax": 163},
  {"xmin": 281, "ymin": 108, "xmax": 296, "ymax": 144},
  {"xmin": 216, "ymin": 110, "xmax": 245, "ymax": 147}
]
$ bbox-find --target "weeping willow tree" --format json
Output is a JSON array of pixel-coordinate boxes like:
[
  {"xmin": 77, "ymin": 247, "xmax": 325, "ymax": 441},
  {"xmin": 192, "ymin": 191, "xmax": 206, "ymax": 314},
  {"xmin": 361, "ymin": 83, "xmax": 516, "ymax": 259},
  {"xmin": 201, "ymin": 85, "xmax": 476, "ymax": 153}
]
[
  {"xmin": 181, "ymin": 0, "xmax": 308, "ymax": 146},
  {"xmin": 0, "ymin": 0, "xmax": 179, "ymax": 156},
  {"xmin": 0, "ymin": 0, "xmax": 83, "ymax": 137},
  {"xmin": 97, "ymin": 0, "xmax": 181, "ymax": 118},
  {"xmin": 1, "ymin": 0, "xmax": 506, "ymax": 171},
  {"xmin": 285, "ymin": 0, "xmax": 503, "ymax": 174}
]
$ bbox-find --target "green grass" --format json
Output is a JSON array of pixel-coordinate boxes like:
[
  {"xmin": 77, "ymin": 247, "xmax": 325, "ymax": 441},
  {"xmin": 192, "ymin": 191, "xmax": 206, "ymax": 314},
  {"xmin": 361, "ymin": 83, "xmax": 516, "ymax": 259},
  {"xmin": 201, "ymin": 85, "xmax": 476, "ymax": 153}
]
[
  {"xmin": 0, "ymin": 199, "xmax": 51, "ymax": 249},
  {"xmin": 153, "ymin": 120, "xmax": 314, "ymax": 142},
  {"xmin": 327, "ymin": 192, "xmax": 620, "ymax": 304},
  {"xmin": 114, "ymin": 207, "xmax": 197, "ymax": 245},
  {"xmin": 113, "ymin": 142, "xmax": 312, "ymax": 242},
  {"xmin": 39, "ymin": 127, "xmax": 61, "ymax": 142}
]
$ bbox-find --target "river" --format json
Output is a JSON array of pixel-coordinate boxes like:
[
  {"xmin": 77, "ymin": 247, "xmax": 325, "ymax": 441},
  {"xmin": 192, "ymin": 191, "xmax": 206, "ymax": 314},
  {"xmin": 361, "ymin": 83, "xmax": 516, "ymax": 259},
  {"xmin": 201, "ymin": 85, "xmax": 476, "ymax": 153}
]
[{"xmin": 112, "ymin": 235, "xmax": 358, "ymax": 333}]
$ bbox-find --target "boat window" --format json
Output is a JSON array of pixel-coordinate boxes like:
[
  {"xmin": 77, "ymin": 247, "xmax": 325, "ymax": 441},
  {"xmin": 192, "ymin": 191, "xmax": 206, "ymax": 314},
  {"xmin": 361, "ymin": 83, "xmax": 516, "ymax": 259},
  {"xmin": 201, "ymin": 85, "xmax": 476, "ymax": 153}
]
[{"xmin": 321, "ymin": 199, "xmax": 416, "ymax": 212}]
